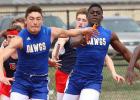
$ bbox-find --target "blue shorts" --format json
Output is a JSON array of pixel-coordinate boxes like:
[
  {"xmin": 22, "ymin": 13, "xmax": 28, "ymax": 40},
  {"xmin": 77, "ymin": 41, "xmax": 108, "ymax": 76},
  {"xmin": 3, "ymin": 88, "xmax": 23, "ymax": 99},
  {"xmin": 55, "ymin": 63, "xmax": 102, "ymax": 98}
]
[
  {"xmin": 65, "ymin": 75, "xmax": 102, "ymax": 95},
  {"xmin": 11, "ymin": 71, "xmax": 49, "ymax": 99}
]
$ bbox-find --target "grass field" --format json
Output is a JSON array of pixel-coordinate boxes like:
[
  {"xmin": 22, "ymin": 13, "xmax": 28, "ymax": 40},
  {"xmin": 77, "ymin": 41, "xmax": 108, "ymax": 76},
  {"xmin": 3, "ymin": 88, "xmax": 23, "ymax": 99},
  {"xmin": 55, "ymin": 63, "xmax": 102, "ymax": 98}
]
[
  {"xmin": 101, "ymin": 66, "xmax": 140, "ymax": 100},
  {"xmin": 48, "ymin": 65, "xmax": 140, "ymax": 100}
]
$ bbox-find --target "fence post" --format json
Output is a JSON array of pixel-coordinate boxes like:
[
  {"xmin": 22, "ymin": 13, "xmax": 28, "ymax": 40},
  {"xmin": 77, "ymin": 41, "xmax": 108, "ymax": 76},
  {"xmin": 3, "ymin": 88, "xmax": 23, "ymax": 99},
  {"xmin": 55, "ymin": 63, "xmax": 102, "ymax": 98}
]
[{"xmin": 66, "ymin": 10, "xmax": 70, "ymax": 29}]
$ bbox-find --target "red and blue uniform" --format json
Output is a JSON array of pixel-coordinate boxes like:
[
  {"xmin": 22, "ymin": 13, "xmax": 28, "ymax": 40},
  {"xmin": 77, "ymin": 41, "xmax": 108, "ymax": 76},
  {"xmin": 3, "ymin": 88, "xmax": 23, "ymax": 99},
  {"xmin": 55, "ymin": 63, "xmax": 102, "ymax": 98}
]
[
  {"xmin": 55, "ymin": 39, "xmax": 76, "ymax": 93},
  {"xmin": 0, "ymin": 57, "xmax": 17, "ymax": 97}
]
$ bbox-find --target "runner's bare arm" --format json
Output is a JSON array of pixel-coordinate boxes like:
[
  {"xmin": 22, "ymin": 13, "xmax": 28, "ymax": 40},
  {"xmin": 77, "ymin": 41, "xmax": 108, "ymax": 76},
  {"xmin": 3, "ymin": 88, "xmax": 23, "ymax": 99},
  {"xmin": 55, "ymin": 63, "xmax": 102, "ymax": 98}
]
[{"xmin": 0, "ymin": 36, "xmax": 22, "ymax": 85}]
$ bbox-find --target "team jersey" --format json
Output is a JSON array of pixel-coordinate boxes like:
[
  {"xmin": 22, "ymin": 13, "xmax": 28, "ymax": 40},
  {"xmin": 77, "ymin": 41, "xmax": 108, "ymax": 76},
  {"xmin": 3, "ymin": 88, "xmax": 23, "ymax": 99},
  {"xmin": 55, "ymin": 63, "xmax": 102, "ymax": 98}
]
[
  {"xmin": 72, "ymin": 25, "xmax": 112, "ymax": 83},
  {"xmin": 17, "ymin": 26, "xmax": 51, "ymax": 75},
  {"xmin": 4, "ymin": 57, "xmax": 17, "ymax": 77},
  {"xmin": 59, "ymin": 39, "xmax": 76, "ymax": 74}
]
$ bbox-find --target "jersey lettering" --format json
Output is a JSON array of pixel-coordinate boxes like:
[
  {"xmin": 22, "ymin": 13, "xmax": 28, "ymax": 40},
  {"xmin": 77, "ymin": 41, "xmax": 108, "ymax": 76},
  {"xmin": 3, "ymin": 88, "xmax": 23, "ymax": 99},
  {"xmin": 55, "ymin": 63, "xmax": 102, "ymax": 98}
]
[
  {"xmin": 26, "ymin": 42, "xmax": 46, "ymax": 53},
  {"xmin": 87, "ymin": 37, "xmax": 106, "ymax": 46}
]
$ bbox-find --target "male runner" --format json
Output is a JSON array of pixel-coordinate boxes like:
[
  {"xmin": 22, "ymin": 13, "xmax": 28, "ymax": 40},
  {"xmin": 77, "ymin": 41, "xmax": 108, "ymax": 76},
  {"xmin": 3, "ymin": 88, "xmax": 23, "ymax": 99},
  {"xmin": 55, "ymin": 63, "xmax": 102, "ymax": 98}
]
[
  {"xmin": 0, "ymin": 5, "xmax": 96, "ymax": 100},
  {"xmin": 63, "ymin": 3, "xmax": 140, "ymax": 100},
  {"xmin": 52, "ymin": 8, "xmax": 124, "ymax": 100},
  {"xmin": 0, "ymin": 26, "xmax": 19, "ymax": 100},
  {"xmin": 0, "ymin": 18, "xmax": 25, "ymax": 100}
]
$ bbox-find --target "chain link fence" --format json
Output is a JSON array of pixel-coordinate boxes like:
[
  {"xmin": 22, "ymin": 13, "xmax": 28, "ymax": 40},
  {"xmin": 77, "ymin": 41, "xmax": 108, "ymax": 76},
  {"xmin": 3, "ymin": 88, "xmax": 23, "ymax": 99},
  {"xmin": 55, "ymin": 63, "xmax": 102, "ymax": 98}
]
[{"xmin": 0, "ymin": 8, "xmax": 140, "ymax": 100}]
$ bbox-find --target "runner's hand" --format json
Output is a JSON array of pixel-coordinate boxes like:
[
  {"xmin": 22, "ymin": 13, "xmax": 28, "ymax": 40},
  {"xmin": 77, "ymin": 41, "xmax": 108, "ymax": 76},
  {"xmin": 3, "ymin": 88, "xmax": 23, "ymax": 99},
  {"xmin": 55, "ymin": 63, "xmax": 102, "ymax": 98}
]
[
  {"xmin": 0, "ymin": 76, "xmax": 14, "ymax": 85},
  {"xmin": 81, "ymin": 27, "xmax": 99, "ymax": 43},
  {"xmin": 49, "ymin": 59, "xmax": 62, "ymax": 68},
  {"xmin": 125, "ymin": 68, "xmax": 139, "ymax": 85},
  {"xmin": 112, "ymin": 73, "xmax": 125, "ymax": 83}
]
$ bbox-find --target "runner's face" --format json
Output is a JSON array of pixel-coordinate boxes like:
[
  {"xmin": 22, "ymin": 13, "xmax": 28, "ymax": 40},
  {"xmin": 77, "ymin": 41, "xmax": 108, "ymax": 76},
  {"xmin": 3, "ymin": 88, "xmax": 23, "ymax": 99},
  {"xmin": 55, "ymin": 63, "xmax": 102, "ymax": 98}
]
[
  {"xmin": 7, "ymin": 35, "xmax": 16, "ymax": 42},
  {"xmin": 87, "ymin": 7, "xmax": 103, "ymax": 26},
  {"xmin": 26, "ymin": 12, "xmax": 43, "ymax": 34},
  {"xmin": 76, "ymin": 14, "xmax": 88, "ymax": 29}
]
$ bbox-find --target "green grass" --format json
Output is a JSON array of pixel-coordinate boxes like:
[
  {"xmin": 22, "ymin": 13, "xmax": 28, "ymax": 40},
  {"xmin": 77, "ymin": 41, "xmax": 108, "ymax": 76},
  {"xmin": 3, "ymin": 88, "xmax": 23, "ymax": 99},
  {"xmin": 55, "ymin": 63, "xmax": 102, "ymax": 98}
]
[
  {"xmin": 48, "ymin": 67, "xmax": 57, "ymax": 100},
  {"xmin": 48, "ymin": 66, "xmax": 140, "ymax": 100},
  {"xmin": 100, "ymin": 67, "xmax": 140, "ymax": 100}
]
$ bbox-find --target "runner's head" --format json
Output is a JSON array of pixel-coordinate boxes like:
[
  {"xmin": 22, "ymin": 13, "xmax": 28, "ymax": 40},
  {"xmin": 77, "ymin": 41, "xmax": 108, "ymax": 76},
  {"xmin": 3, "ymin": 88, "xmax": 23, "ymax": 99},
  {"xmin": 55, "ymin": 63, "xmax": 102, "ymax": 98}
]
[
  {"xmin": 12, "ymin": 17, "xmax": 25, "ymax": 29},
  {"xmin": 6, "ymin": 25, "xmax": 21, "ymax": 42},
  {"xmin": 87, "ymin": 3, "xmax": 103, "ymax": 26},
  {"xmin": 75, "ymin": 8, "xmax": 88, "ymax": 29},
  {"xmin": 25, "ymin": 5, "xmax": 43, "ymax": 35}
]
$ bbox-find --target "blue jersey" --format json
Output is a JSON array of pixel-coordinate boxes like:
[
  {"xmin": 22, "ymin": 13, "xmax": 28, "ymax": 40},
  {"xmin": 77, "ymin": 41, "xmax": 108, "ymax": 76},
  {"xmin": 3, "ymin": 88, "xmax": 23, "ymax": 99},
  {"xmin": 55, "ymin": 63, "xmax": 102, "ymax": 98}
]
[
  {"xmin": 17, "ymin": 26, "xmax": 51, "ymax": 75},
  {"xmin": 72, "ymin": 26, "xmax": 112, "ymax": 83}
]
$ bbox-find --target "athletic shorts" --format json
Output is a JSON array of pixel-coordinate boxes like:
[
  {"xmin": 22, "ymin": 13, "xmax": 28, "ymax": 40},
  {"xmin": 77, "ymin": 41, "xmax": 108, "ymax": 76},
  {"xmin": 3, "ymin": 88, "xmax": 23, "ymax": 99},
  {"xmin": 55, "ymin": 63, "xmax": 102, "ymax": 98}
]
[
  {"xmin": 55, "ymin": 69, "xmax": 69, "ymax": 93},
  {"xmin": 0, "ymin": 83, "xmax": 11, "ymax": 97},
  {"xmin": 11, "ymin": 71, "xmax": 49, "ymax": 99},
  {"xmin": 0, "ymin": 82, "xmax": 2, "ymax": 95},
  {"xmin": 0, "ymin": 71, "xmax": 11, "ymax": 97},
  {"xmin": 65, "ymin": 75, "xmax": 102, "ymax": 95}
]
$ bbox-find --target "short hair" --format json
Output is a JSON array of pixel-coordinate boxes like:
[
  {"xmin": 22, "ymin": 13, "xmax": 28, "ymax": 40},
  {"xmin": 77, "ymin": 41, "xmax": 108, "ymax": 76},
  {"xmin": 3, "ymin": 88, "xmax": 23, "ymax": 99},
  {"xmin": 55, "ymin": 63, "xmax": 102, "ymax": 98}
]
[
  {"xmin": 76, "ymin": 8, "xmax": 88, "ymax": 19},
  {"xmin": 12, "ymin": 17, "xmax": 25, "ymax": 25},
  {"xmin": 88, "ymin": 3, "xmax": 103, "ymax": 13},
  {"xmin": 25, "ymin": 5, "xmax": 43, "ymax": 18}
]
